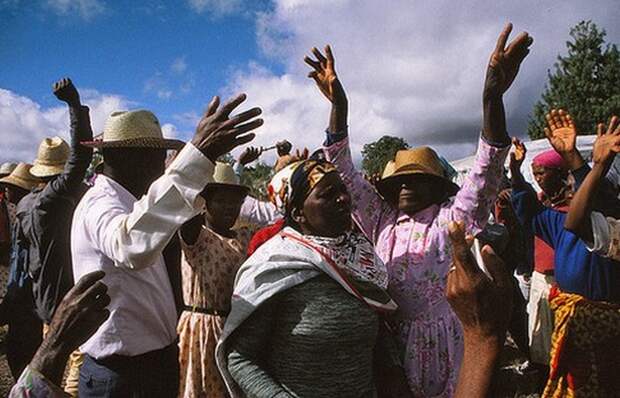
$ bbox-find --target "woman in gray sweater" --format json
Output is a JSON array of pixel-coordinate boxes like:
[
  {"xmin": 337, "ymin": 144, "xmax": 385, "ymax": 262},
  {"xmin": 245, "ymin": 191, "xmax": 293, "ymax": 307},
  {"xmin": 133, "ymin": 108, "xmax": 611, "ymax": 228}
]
[{"xmin": 216, "ymin": 160, "xmax": 404, "ymax": 398}]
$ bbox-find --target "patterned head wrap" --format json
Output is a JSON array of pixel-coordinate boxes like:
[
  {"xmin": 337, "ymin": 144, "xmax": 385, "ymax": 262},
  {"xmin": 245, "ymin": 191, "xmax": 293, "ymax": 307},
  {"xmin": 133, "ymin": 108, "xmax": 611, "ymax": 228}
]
[{"xmin": 267, "ymin": 160, "xmax": 337, "ymax": 215}]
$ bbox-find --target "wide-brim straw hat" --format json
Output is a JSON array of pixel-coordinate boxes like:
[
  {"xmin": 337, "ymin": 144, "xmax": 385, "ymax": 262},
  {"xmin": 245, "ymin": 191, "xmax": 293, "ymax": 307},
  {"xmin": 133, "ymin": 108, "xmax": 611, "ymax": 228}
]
[
  {"xmin": 376, "ymin": 147, "xmax": 460, "ymax": 198},
  {"xmin": 81, "ymin": 110, "xmax": 184, "ymax": 150},
  {"xmin": 205, "ymin": 162, "xmax": 249, "ymax": 194},
  {"xmin": 0, "ymin": 162, "xmax": 43, "ymax": 191},
  {"xmin": 0, "ymin": 162, "xmax": 17, "ymax": 178},
  {"xmin": 30, "ymin": 136, "xmax": 70, "ymax": 178}
]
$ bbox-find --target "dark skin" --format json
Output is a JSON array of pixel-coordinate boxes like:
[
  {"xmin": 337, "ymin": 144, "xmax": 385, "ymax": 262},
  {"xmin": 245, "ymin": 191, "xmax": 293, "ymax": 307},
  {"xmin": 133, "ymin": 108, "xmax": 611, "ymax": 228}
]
[
  {"xmin": 396, "ymin": 175, "xmax": 451, "ymax": 214},
  {"xmin": 102, "ymin": 148, "xmax": 167, "ymax": 199},
  {"xmin": 531, "ymin": 164, "xmax": 566, "ymax": 198},
  {"xmin": 291, "ymin": 172, "xmax": 352, "ymax": 238},
  {"xmin": 181, "ymin": 185, "xmax": 247, "ymax": 244},
  {"xmin": 307, "ymin": 25, "xmax": 532, "ymax": 217}
]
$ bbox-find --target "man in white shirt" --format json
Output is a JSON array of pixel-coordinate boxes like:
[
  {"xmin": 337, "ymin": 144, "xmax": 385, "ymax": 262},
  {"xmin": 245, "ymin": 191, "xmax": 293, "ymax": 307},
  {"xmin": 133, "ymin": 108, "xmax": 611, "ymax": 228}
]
[{"xmin": 71, "ymin": 94, "xmax": 263, "ymax": 397}]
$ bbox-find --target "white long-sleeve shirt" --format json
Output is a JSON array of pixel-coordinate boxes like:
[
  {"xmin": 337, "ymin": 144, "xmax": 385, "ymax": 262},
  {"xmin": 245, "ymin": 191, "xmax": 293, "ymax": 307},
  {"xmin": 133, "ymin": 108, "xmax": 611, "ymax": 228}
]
[{"xmin": 71, "ymin": 144, "xmax": 214, "ymax": 358}]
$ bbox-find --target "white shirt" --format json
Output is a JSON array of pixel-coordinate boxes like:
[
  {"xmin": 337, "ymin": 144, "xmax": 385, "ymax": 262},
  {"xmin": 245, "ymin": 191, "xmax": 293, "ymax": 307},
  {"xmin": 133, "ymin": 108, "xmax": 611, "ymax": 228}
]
[
  {"xmin": 236, "ymin": 196, "xmax": 279, "ymax": 228},
  {"xmin": 72, "ymin": 144, "xmax": 214, "ymax": 358},
  {"xmin": 587, "ymin": 211, "xmax": 620, "ymax": 262}
]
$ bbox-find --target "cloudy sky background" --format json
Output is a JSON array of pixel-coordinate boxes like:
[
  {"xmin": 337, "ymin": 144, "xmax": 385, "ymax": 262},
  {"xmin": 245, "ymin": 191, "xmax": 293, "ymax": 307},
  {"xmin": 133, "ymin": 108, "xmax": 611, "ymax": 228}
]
[{"xmin": 1, "ymin": 0, "xmax": 619, "ymax": 165}]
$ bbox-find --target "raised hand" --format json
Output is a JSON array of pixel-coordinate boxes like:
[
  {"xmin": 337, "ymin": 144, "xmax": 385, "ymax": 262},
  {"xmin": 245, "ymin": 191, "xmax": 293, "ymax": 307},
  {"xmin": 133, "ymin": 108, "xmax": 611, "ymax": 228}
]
[
  {"xmin": 304, "ymin": 45, "xmax": 346, "ymax": 104},
  {"xmin": 509, "ymin": 137, "xmax": 527, "ymax": 171},
  {"xmin": 544, "ymin": 109, "xmax": 577, "ymax": 154},
  {"xmin": 484, "ymin": 23, "xmax": 533, "ymax": 99},
  {"xmin": 238, "ymin": 146, "xmax": 263, "ymax": 165},
  {"xmin": 53, "ymin": 77, "xmax": 81, "ymax": 107},
  {"xmin": 447, "ymin": 221, "xmax": 513, "ymax": 339},
  {"xmin": 191, "ymin": 94, "xmax": 263, "ymax": 162},
  {"xmin": 592, "ymin": 116, "xmax": 620, "ymax": 166}
]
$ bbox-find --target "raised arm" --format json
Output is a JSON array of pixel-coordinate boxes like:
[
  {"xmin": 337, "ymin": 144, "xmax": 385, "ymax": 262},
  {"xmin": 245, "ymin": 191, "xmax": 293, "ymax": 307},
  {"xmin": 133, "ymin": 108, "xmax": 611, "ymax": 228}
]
[
  {"xmin": 565, "ymin": 117, "xmax": 620, "ymax": 241},
  {"xmin": 509, "ymin": 137, "xmax": 528, "ymax": 191},
  {"xmin": 543, "ymin": 109, "xmax": 585, "ymax": 171},
  {"xmin": 483, "ymin": 23, "xmax": 533, "ymax": 145},
  {"xmin": 89, "ymin": 95, "xmax": 264, "ymax": 270},
  {"xmin": 307, "ymin": 45, "xmax": 396, "ymax": 242}
]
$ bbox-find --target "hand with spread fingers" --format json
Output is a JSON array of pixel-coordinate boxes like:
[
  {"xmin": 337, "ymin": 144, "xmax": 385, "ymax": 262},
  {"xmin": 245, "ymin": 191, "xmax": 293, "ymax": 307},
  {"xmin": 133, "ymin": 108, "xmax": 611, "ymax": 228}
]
[
  {"xmin": 29, "ymin": 271, "xmax": 110, "ymax": 386},
  {"xmin": 53, "ymin": 77, "xmax": 81, "ymax": 107},
  {"xmin": 484, "ymin": 23, "xmax": 533, "ymax": 99},
  {"xmin": 509, "ymin": 137, "xmax": 527, "ymax": 172},
  {"xmin": 191, "ymin": 94, "xmax": 264, "ymax": 162},
  {"xmin": 304, "ymin": 45, "xmax": 346, "ymax": 104},
  {"xmin": 544, "ymin": 109, "xmax": 577, "ymax": 155},
  {"xmin": 238, "ymin": 146, "xmax": 263, "ymax": 166},
  {"xmin": 592, "ymin": 116, "xmax": 620, "ymax": 167},
  {"xmin": 447, "ymin": 221, "xmax": 513, "ymax": 398}
]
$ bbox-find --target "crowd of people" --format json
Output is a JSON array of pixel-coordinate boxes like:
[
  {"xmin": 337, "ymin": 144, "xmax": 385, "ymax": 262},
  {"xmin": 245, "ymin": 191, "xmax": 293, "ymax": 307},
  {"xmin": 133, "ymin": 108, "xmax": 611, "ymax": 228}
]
[{"xmin": 0, "ymin": 22, "xmax": 617, "ymax": 398}]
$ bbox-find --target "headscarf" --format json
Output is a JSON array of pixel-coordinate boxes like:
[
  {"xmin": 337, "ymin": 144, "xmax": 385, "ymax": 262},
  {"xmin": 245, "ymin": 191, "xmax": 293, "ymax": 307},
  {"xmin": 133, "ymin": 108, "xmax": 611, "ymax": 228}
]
[
  {"xmin": 267, "ymin": 159, "xmax": 337, "ymax": 215},
  {"xmin": 532, "ymin": 149, "xmax": 565, "ymax": 169}
]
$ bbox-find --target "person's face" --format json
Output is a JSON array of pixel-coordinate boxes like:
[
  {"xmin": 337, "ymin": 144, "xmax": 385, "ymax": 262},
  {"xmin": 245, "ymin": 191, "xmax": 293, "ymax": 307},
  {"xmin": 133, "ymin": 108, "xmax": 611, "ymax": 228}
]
[
  {"xmin": 204, "ymin": 186, "xmax": 247, "ymax": 232},
  {"xmin": 297, "ymin": 172, "xmax": 352, "ymax": 237},
  {"xmin": 4, "ymin": 185, "xmax": 29, "ymax": 205},
  {"xmin": 104, "ymin": 148, "xmax": 167, "ymax": 196},
  {"xmin": 532, "ymin": 165, "xmax": 564, "ymax": 196},
  {"xmin": 397, "ymin": 174, "xmax": 447, "ymax": 215}
]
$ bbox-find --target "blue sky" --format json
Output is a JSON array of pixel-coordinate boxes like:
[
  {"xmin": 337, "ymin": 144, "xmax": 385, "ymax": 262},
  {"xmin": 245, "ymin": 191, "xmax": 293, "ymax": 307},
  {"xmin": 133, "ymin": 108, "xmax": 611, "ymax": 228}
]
[{"xmin": 1, "ymin": 0, "xmax": 619, "ymax": 164}]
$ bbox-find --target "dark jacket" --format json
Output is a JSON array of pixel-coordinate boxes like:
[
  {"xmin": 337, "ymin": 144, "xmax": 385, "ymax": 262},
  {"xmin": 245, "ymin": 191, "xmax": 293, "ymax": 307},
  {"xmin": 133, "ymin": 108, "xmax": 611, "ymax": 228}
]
[{"xmin": 18, "ymin": 105, "xmax": 93, "ymax": 323}]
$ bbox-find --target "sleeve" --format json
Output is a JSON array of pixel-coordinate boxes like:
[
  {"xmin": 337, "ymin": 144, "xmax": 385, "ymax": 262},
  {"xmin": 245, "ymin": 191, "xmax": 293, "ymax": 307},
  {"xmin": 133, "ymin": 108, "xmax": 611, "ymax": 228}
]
[
  {"xmin": 236, "ymin": 196, "xmax": 279, "ymax": 228},
  {"xmin": 446, "ymin": 135, "xmax": 510, "ymax": 236},
  {"xmin": 39, "ymin": 106, "xmax": 94, "ymax": 206},
  {"xmin": 323, "ymin": 136, "xmax": 397, "ymax": 244},
  {"xmin": 512, "ymin": 183, "xmax": 564, "ymax": 249},
  {"xmin": 87, "ymin": 144, "xmax": 214, "ymax": 270},
  {"xmin": 586, "ymin": 211, "xmax": 611, "ymax": 254},
  {"xmin": 227, "ymin": 301, "xmax": 293, "ymax": 398},
  {"xmin": 9, "ymin": 366, "xmax": 69, "ymax": 398}
]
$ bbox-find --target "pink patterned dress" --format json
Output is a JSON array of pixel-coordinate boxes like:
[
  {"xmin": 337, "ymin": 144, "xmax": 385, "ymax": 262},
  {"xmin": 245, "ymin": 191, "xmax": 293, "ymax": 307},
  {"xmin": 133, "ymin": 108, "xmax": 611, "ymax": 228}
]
[
  {"xmin": 177, "ymin": 224, "xmax": 256, "ymax": 398},
  {"xmin": 324, "ymin": 136, "xmax": 508, "ymax": 397}
]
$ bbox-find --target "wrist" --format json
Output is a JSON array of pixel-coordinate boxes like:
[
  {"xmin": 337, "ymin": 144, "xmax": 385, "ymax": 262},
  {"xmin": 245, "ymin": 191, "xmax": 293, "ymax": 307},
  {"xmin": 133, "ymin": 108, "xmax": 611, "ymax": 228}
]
[
  {"xmin": 562, "ymin": 150, "xmax": 585, "ymax": 171},
  {"xmin": 30, "ymin": 340, "xmax": 71, "ymax": 385},
  {"xmin": 463, "ymin": 330, "xmax": 502, "ymax": 360}
]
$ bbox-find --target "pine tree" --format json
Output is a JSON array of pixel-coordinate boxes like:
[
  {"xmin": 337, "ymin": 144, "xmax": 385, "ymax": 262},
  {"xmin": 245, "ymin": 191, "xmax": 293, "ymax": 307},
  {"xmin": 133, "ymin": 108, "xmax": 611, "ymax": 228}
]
[{"xmin": 527, "ymin": 21, "xmax": 620, "ymax": 139}]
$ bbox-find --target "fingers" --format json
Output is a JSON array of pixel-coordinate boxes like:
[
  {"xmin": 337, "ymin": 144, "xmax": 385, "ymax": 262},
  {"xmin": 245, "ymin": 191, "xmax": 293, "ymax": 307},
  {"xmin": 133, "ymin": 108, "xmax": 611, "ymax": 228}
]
[
  {"xmin": 204, "ymin": 96, "xmax": 220, "ymax": 118},
  {"xmin": 304, "ymin": 56, "xmax": 322, "ymax": 72},
  {"xmin": 494, "ymin": 22, "xmax": 513, "ymax": 55},
  {"xmin": 233, "ymin": 133, "xmax": 256, "ymax": 148},
  {"xmin": 311, "ymin": 47, "xmax": 327, "ymax": 64},
  {"xmin": 481, "ymin": 245, "xmax": 510, "ymax": 287},
  {"xmin": 597, "ymin": 122, "xmax": 605, "ymax": 137},
  {"xmin": 550, "ymin": 109, "xmax": 563, "ymax": 129},
  {"xmin": 448, "ymin": 221, "xmax": 479, "ymax": 276},
  {"xmin": 223, "ymin": 107, "xmax": 263, "ymax": 129},
  {"xmin": 325, "ymin": 45, "xmax": 335, "ymax": 66},
  {"xmin": 545, "ymin": 112, "xmax": 557, "ymax": 130},
  {"xmin": 607, "ymin": 116, "xmax": 619, "ymax": 136},
  {"xmin": 218, "ymin": 93, "xmax": 247, "ymax": 119},
  {"xmin": 72, "ymin": 271, "xmax": 106, "ymax": 295},
  {"xmin": 79, "ymin": 280, "xmax": 110, "ymax": 309},
  {"xmin": 544, "ymin": 127, "xmax": 553, "ymax": 140},
  {"xmin": 558, "ymin": 109, "xmax": 571, "ymax": 127},
  {"xmin": 232, "ymin": 119, "xmax": 264, "ymax": 136}
]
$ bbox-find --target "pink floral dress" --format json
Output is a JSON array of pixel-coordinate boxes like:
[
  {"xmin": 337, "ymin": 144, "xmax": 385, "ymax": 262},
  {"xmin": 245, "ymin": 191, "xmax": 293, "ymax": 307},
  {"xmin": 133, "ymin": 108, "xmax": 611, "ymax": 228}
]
[
  {"xmin": 177, "ymin": 223, "xmax": 256, "ymax": 398},
  {"xmin": 324, "ymin": 136, "xmax": 508, "ymax": 397}
]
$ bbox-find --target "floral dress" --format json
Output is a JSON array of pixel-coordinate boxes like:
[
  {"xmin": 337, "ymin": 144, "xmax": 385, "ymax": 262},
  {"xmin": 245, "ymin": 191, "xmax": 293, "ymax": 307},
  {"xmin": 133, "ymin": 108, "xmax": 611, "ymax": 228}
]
[
  {"xmin": 324, "ymin": 136, "xmax": 508, "ymax": 397},
  {"xmin": 177, "ymin": 224, "xmax": 256, "ymax": 398}
]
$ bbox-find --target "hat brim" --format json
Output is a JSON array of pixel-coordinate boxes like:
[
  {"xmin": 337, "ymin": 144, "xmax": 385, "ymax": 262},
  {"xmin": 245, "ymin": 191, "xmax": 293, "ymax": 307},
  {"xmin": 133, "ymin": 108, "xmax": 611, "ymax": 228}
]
[
  {"xmin": 81, "ymin": 137, "xmax": 185, "ymax": 150},
  {"xmin": 30, "ymin": 164, "xmax": 64, "ymax": 178},
  {"xmin": 0, "ymin": 175, "xmax": 39, "ymax": 192},
  {"xmin": 376, "ymin": 169, "xmax": 460, "ymax": 199}
]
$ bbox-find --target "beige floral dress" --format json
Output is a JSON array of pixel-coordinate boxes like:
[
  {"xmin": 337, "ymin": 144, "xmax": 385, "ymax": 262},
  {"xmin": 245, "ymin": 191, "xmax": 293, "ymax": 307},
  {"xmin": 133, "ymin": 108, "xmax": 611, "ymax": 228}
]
[{"xmin": 177, "ymin": 223, "xmax": 256, "ymax": 398}]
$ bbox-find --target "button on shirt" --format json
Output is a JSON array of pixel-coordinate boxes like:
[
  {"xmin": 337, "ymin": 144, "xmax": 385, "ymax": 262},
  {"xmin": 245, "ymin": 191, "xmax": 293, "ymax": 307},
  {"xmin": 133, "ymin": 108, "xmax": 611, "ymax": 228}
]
[{"xmin": 72, "ymin": 144, "xmax": 214, "ymax": 359}]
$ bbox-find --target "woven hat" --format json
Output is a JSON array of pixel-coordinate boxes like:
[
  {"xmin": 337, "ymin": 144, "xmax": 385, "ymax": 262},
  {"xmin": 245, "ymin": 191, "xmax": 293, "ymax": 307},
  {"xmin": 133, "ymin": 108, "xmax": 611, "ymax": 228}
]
[
  {"xmin": 0, "ymin": 162, "xmax": 17, "ymax": 177},
  {"xmin": 205, "ymin": 162, "xmax": 249, "ymax": 194},
  {"xmin": 30, "ymin": 137, "xmax": 70, "ymax": 177},
  {"xmin": 376, "ymin": 147, "xmax": 459, "ymax": 197},
  {"xmin": 81, "ymin": 110, "xmax": 184, "ymax": 150},
  {"xmin": 0, "ymin": 162, "xmax": 42, "ymax": 191}
]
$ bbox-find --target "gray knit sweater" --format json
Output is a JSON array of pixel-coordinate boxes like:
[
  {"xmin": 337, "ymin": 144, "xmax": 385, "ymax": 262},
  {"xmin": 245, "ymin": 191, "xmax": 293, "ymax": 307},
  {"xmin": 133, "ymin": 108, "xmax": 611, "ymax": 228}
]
[{"xmin": 227, "ymin": 274, "xmax": 379, "ymax": 397}]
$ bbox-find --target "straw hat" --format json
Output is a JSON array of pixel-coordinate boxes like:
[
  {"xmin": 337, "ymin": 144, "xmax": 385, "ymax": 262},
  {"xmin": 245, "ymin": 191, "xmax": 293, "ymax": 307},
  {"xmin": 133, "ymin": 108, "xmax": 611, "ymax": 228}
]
[
  {"xmin": 81, "ymin": 110, "xmax": 184, "ymax": 150},
  {"xmin": 376, "ymin": 147, "xmax": 460, "ymax": 197},
  {"xmin": 205, "ymin": 162, "xmax": 249, "ymax": 194},
  {"xmin": 0, "ymin": 162, "xmax": 17, "ymax": 177},
  {"xmin": 0, "ymin": 163, "xmax": 42, "ymax": 191},
  {"xmin": 29, "ymin": 137, "xmax": 70, "ymax": 178}
]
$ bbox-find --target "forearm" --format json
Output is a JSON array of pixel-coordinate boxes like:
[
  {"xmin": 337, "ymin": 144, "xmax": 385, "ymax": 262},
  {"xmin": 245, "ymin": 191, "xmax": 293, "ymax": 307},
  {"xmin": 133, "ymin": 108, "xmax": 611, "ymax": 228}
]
[
  {"xmin": 29, "ymin": 340, "xmax": 71, "ymax": 388},
  {"xmin": 565, "ymin": 162, "xmax": 606, "ymax": 238},
  {"xmin": 561, "ymin": 149, "xmax": 585, "ymax": 172},
  {"xmin": 482, "ymin": 96, "xmax": 510, "ymax": 146},
  {"xmin": 455, "ymin": 334, "xmax": 501, "ymax": 398},
  {"xmin": 56, "ymin": 106, "xmax": 93, "ymax": 195},
  {"xmin": 328, "ymin": 88, "xmax": 348, "ymax": 134}
]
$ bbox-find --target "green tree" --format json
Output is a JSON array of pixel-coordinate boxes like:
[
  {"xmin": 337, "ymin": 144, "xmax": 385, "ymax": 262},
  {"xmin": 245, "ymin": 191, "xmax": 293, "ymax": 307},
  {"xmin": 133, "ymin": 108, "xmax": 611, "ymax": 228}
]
[
  {"xmin": 361, "ymin": 135, "xmax": 409, "ymax": 176},
  {"xmin": 528, "ymin": 20, "xmax": 620, "ymax": 139},
  {"xmin": 240, "ymin": 162, "xmax": 273, "ymax": 200}
]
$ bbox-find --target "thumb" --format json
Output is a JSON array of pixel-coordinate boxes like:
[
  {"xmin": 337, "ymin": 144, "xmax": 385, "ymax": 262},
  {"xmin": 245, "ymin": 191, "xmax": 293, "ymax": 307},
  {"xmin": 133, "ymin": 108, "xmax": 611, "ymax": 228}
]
[{"xmin": 481, "ymin": 245, "xmax": 510, "ymax": 287}]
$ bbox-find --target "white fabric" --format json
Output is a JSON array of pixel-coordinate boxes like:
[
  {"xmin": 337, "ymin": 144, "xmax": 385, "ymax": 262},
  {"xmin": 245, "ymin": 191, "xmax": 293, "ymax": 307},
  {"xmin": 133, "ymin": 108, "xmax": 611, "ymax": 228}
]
[
  {"xmin": 587, "ymin": 211, "xmax": 611, "ymax": 253},
  {"xmin": 236, "ymin": 195, "xmax": 279, "ymax": 227},
  {"xmin": 72, "ymin": 143, "xmax": 214, "ymax": 358},
  {"xmin": 527, "ymin": 271, "xmax": 555, "ymax": 365}
]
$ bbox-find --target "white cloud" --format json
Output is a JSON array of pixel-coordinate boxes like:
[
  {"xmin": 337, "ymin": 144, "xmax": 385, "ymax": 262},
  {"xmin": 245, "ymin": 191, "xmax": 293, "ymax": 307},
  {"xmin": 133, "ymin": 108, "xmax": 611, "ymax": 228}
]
[
  {"xmin": 225, "ymin": 0, "xmax": 620, "ymax": 161},
  {"xmin": 0, "ymin": 88, "xmax": 131, "ymax": 164},
  {"xmin": 171, "ymin": 57, "xmax": 188, "ymax": 74},
  {"xmin": 46, "ymin": 0, "xmax": 105, "ymax": 20},
  {"xmin": 187, "ymin": 0, "xmax": 242, "ymax": 16}
]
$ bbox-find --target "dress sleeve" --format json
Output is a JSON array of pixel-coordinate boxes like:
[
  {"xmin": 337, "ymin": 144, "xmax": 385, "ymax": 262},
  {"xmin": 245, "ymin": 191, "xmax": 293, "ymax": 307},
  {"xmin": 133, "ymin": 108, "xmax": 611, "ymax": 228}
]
[
  {"xmin": 227, "ymin": 299, "xmax": 293, "ymax": 398},
  {"xmin": 323, "ymin": 136, "xmax": 397, "ymax": 244},
  {"xmin": 237, "ymin": 196, "xmax": 279, "ymax": 228}
]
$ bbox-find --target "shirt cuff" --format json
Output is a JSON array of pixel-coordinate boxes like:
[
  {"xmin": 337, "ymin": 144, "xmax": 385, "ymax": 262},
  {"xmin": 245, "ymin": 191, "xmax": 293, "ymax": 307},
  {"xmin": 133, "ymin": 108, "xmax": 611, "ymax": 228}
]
[
  {"xmin": 324, "ymin": 128, "xmax": 348, "ymax": 147},
  {"xmin": 586, "ymin": 211, "xmax": 611, "ymax": 253},
  {"xmin": 480, "ymin": 133, "xmax": 511, "ymax": 148},
  {"xmin": 166, "ymin": 143, "xmax": 215, "ymax": 209}
]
